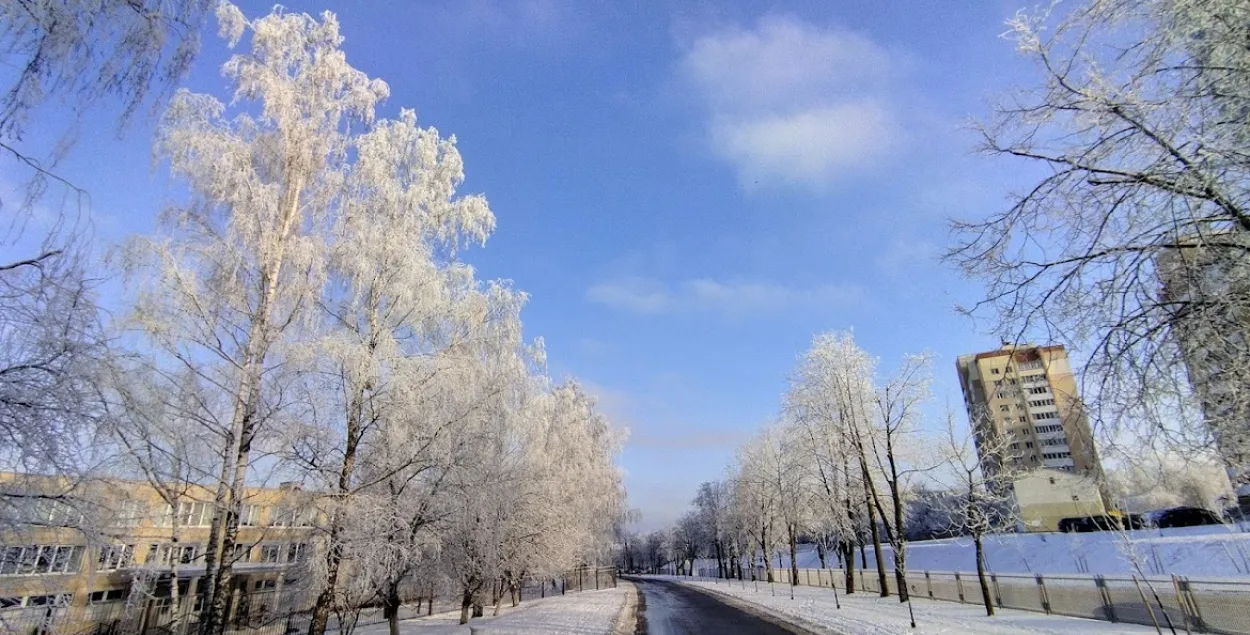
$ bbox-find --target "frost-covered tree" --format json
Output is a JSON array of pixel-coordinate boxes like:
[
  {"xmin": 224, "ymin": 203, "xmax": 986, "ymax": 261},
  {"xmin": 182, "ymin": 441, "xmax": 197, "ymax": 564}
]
[
  {"xmin": 122, "ymin": 6, "xmax": 388, "ymax": 634},
  {"xmin": 785, "ymin": 332, "xmax": 889, "ymax": 595},
  {"xmin": 866, "ymin": 352, "xmax": 933, "ymax": 604},
  {"xmin": 947, "ymin": 0, "xmax": 1250, "ymax": 494},
  {"xmin": 692, "ymin": 480, "xmax": 731, "ymax": 578},
  {"xmin": 935, "ymin": 410, "xmax": 1022, "ymax": 617},
  {"xmin": 290, "ymin": 98, "xmax": 500, "ymax": 635},
  {"xmin": 0, "ymin": 244, "xmax": 107, "ymax": 480}
]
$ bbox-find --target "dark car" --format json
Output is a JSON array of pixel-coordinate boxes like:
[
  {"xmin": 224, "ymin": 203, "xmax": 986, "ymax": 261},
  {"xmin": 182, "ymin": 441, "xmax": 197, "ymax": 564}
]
[
  {"xmin": 1146, "ymin": 506, "xmax": 1223, "ymax": 528},
  {"xmin": 1058, "ymin": 512, "xmax": 1146, "ymax": 532}
]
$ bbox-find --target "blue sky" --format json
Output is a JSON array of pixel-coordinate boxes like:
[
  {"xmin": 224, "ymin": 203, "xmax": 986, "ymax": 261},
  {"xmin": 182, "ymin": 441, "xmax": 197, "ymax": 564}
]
[{"xmin": 8, "ymin": 0, "xmax": 1052, "ymax": 531}]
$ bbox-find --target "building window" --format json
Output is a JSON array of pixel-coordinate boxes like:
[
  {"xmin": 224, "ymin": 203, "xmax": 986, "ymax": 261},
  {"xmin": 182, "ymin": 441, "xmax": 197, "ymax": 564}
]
[
  {"xmin": 286, "ymin": 543, "xmax": 309, "ymax": 564},
  {"xmin": 239, "ymin": 504, "xmax": 258, "ymax": 527},
  {"xmin": 146, "ymin": 544, "xmax": 197, "ymax": 566},
  {"xmin": 88, "ymin": 589, "xmax": 128, "ymax": 604},
  {"xmin": 1032, "ymin": 412, "xmax": 1059, "ymax": 420},
  {"xmin": 0, "ymin": 596, "xmax": 21, "ymax": 610},
  {"xmin": 1028, "ymin": 387, "xmax": 1049, "ymax": 395},
  {"xmin": 0, "ymin": 545, "xmax": 84, "ymax": 576},
  {"xmin": 1025, "ymin": 442, "xmax": 1034, "ymax": 448},
  {"xmin": 231, "ymin": 543, "xmax": 251, "ymax": 563},
  {"xmin": 1019, "ymin": 360, "xmax": 1044, "ymax": 370},
  {"xmin": 991, "ymin": 368, "xmax": 1000, "ymax": 375},
  {"xmin": 999, "ymin": 404, "xmax": 1010, "ymax": 412},
  {"xmin": 1010, "ymin": 443, "xmax": 1020, "ymax": 450},
  {"xmin": 97, "ymin": 545, "xmax": 134, "ymax": 572},
  {"xmin": 112, "ymin": 500, "xmax": 147, "ymax": 527},
  {"xmin": 1028, "ymin": 399, "xmax": 1056, "ymax": 407},
  {"xmin": 1019, "ymin": 416, "xmax": 1028, "ymax": 423},
  {"xmin": 255, "ymin": 579, "xmax": 277, "ymax": 590},
  {"xmin": 260, "ymin": 544, "xmax": 282, "ymax": 564},
  {"xmin": 26, "ymin": 594, "xmax": 72, "ymax": 608}
]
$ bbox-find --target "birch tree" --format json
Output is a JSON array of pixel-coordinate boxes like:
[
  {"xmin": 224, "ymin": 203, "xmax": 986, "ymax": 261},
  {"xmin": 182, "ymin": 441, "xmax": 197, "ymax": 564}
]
[
  {"xmin": 865, "ymin": 353, "xmax": 933, "ymax": 604},
  {"xmin": 947, "ymin": 0, "xmax": 1250, "ymax": 494},
  {"xmin": 785, "ymin": 331, "xmax": 889, "ymax": 595},
  {"xmin": 293, "ymin": 101, "xmax": 498, "ymax": 635},
  {"xmin": 936, "ymin": 410, "xmax": 1022, "ymax": 617},
  {"xmin": 124, "ymin": 6, "xmax": 388, "ymax": 634}
]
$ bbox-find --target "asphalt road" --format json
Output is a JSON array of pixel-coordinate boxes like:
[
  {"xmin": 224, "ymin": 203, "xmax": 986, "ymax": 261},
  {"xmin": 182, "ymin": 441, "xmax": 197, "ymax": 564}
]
[{"xmin": 632, "ymin": 578, "xmax": 802, "ymax": 635}]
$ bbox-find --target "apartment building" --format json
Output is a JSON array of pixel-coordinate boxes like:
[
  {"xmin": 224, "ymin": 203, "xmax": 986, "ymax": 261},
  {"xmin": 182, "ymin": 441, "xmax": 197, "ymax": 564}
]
[
  {"xmin": 1156, "ymin": 235, "xmax": 1250, "ymax": 504},
  {"xmin": 0, "ymin": 472, "xmax": 319, "ymax": 634},
  {"xmin": 956, "ymin": 343, "xmax": 1109, "ymax": 529}
]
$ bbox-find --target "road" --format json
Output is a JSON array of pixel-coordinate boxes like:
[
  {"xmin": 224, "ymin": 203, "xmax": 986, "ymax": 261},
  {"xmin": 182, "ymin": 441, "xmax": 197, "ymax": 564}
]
[{"xmin": 632, "ymin": 578, "xmax": 803, "ymax": 635}]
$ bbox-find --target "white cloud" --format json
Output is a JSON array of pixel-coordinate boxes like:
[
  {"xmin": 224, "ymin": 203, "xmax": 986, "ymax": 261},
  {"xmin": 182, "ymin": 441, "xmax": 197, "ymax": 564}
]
[
  {"xmin": 585, "ymin": 276, "xmax": 866, "ymax": 315},
  {"xmin": 679, "ymin": 15, "xmax": 905, "ymax": 188}
]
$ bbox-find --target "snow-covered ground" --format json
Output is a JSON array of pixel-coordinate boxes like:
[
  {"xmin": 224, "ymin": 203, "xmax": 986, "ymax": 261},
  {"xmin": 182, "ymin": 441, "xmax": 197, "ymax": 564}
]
[
  {"xmin": 352, "ymin": 586, "xmax": 629, "ymax": 635},
  {"xmin": 657, "ymin": 576, "xmax": 1163, "ymax": 635},
  {"xmin": 702, "ymin": 524, "xmax": 1250, "ymax": 577}
]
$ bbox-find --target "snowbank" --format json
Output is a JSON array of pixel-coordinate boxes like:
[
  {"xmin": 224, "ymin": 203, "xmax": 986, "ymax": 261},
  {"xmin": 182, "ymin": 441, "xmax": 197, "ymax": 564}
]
[
  {"xmin": 714, "ymin": 524, "xmax": 1250, "ymax": 577},
  {"xmin": 660, "ymin": 576, "xmax": 1161, "ymax": 635}
]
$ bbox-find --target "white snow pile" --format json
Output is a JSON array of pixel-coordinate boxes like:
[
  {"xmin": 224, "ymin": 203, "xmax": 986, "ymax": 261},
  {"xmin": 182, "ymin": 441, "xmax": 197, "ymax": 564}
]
[
  {"xmin": 661, "ymin": 577, "xmax": 1162, "ymax": 635},
  {"xmin": 721, "ymin": 524, "xmax": 1250, "ymax": 578},
  {"xmin": 353, "ymin": 587, "xmax": 629, "ymax": 635}
]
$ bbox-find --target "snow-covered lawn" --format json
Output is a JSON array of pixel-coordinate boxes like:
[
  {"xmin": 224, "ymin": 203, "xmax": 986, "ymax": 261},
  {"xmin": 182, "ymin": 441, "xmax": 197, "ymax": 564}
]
[
  {"xmin": 352, "ymin": 586, "xmax": 630, "ymax": 635},
  {"xmin": 658, "ymin": 576, "xmax": 1163, "ymax": 635},
  {"xmin": 694, "ymin": 524, "xmax": 1250, "ymax": 578}
]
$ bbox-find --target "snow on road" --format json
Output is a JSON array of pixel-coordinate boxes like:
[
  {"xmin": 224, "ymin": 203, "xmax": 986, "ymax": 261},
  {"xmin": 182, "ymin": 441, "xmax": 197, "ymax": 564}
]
[
  {"xmin": 353, "ymin": 586, "xmax": 629, "ymax": 635},
  {"xmin": 657, "ymin": 576, "xmax": 1162, "ymax": 635}
]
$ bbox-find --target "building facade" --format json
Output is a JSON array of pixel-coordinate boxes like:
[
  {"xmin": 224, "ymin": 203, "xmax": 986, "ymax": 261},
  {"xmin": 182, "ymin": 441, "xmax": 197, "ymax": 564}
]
[
  {"xmin": 0, "ymin": 473, "xmax": 319, "ymax": 634},
  {"xmin": 1010, "ymin": 470, "xmax": 1107, "ymax": 532},
  {"xmin": 957, "ymin": 343, "xmax": 1109, "ymax": 527},
  {"xmin": 1156, "ymin": 236, "xmax": 1250, "ymax": 504}
]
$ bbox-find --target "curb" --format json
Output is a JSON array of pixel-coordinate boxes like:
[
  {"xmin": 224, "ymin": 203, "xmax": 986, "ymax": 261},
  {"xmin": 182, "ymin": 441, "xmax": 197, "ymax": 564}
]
[{"xmin": 611, "ymin": 581, "xmax": 639, "ymax": 635}]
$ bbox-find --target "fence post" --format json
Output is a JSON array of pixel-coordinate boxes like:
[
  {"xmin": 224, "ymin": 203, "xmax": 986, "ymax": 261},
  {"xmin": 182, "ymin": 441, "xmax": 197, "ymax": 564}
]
[
  {"xmin": 955, "ymin": 571, "xmax": 965, "ymax": 603},
  {"xmin": 1179, "ymin": 576, "xmax": 1203, "ymax": 632},
  {"xmin": 595, "ymin": 568, "xmax": 600, "ymax": 590},
  {"xmin": 991, "ymin": 573, "xmax": 1002, "ymax": 608},
  {"xmin": 1035, "ymin": 574, "xmax": 1050, "ymax": 615},
  {"xmin": 1095, "ymin": 575, "xmax": 1117, "ymax": 623},
  {"xmin": 925, "ymin": 571, "xmax": 933, "ymax": 599}
]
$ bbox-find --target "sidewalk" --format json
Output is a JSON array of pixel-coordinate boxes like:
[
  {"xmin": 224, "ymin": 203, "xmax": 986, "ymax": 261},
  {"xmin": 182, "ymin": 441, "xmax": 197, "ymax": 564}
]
[
  {"xmin": 352, "ymin": 586, "xmax": 630, "ymax": 635},
  {"xmin": 660, "ymin": 576, "xmax": 1163, "ymax": 635}
]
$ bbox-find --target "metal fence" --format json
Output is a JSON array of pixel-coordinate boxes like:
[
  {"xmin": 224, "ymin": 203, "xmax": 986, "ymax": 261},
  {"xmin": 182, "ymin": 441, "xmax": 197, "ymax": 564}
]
[
  {"xmin": 1, "ymin": 566, "xmax": 617, "ymax": 635},
  {"xmin": 692, "ymin": 565, "xmax": 1250, "ymax": 635}
]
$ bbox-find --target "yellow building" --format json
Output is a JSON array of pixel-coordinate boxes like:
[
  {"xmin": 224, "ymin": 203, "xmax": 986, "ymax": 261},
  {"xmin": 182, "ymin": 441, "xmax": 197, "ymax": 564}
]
[
  {"xmin": 1011, "ymin": 469, "xmax": 1107, "ymax": 532},
  {"xmin": 0, "ymin": 472, "xmax": 320, "ymax": 634},
  {"xmin": 956, "ymin": 344, "xmax": 1112, "ymax": 530}
]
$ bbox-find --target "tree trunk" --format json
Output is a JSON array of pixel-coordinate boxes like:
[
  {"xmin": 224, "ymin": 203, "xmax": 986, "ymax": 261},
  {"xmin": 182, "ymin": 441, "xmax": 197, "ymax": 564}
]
[
  {"xmin": 842, "ymin": 542, "xmax": 856, "ymax": 594},
  {"xmin": 975, "ymin": 533, "xmax": 994, "ymax": 616},
  {"xmin": 759, "ymin": 531, "xmax": 773, "ymax": 582},
  {"xmin": 859, "ymin": 456, "xmax": 889, "ymax": 597},
  {"xmin": 459, "ymin": 588, "xmax": 473, "ymax": 625},
  {"xmin": 715, "ymin": 540, "xmax": 725, "ymax": 579},
  {"xmin": 308, "ymin": 390, "xmax": 364, "ymax": 635},
  {"xmin": 788, "ymin": 523, "xmax": 799, "ymax": 586},
  {"xmin": 383, "ymin": 584, "xmax": 401, "ymax": 635}
]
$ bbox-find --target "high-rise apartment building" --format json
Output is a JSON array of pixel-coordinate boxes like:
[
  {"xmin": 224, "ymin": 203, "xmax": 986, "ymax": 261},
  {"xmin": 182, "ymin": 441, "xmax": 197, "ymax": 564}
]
[
  {"xmin": 956, "ymin": 344, "xmax": 1106, "ymax": 485},
  {"xmin": 1156, "ymin": 235, "xmax": 1250, "ymax": 504}
]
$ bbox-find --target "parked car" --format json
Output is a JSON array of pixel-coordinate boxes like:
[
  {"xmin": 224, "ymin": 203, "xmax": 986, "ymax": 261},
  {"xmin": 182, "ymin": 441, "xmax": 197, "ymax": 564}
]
[
  {"xmin": 1058, "ymin": 512, "xmax": 1145, "ymax": 532},
  {"xmin": 1144, "ymin": 506, "xmax": 1223, "ymax": 528}
]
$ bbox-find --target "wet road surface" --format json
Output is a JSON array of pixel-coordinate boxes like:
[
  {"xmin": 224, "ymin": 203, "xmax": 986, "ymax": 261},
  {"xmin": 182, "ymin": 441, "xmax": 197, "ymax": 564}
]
[{"xmin": 632, "ymin": 578, "xmax": 802, "ymax": 635}]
